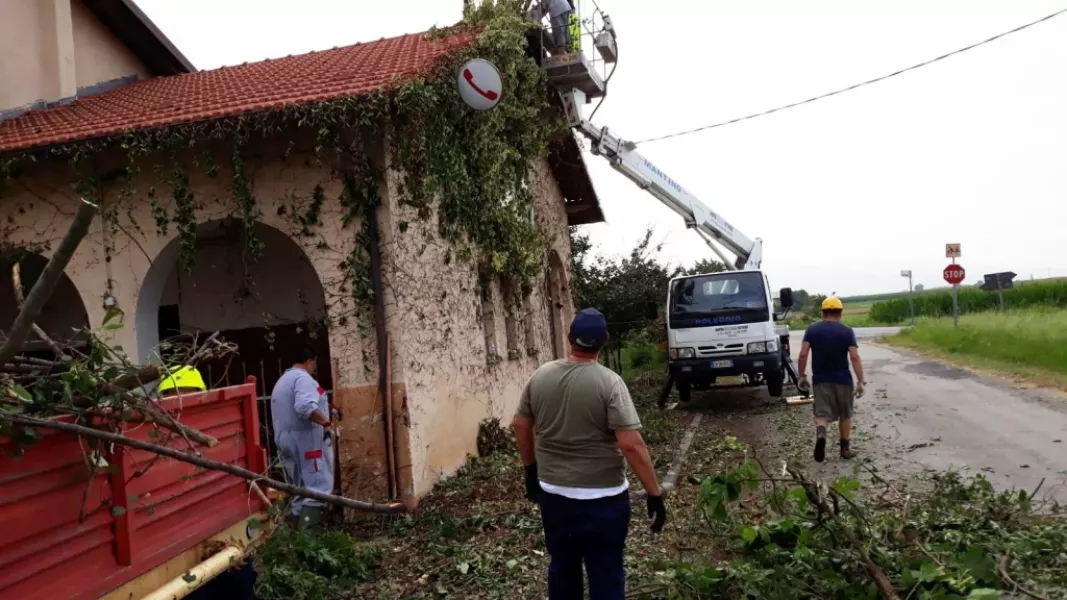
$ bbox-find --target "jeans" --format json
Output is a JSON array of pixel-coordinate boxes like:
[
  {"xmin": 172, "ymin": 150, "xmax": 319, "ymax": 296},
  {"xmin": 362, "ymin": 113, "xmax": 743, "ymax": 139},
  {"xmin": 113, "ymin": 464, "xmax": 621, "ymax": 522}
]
[
  {"xmin": 540, "ymin": 491, "xmax": 631, "ymax": 600},
  {"xmin": 550, "ymin": 11, "xmax": 572, "ymax": 52}
]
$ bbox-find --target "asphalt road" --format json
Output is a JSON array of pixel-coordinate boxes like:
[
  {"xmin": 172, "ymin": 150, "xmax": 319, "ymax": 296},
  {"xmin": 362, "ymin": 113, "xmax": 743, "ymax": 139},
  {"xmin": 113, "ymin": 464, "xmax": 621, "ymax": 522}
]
[{"xmin": 794, "ymin": 328, "xmax": 1067, "ymax": 505}]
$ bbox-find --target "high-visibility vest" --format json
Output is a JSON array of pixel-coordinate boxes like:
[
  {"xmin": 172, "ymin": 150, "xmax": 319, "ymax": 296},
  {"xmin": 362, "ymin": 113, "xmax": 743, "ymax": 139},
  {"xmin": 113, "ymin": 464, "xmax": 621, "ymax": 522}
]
[{"xmin": 568, "ymin": 13, "xmax": 581, "ymax": 53}]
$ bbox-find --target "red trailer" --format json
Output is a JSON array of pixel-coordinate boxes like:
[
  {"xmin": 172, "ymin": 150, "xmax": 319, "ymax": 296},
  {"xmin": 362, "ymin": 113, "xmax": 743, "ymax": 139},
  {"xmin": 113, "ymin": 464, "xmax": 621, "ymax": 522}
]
[{"xmin": 0, "ymin": 378, "xmax": 271, "ymax": 600}]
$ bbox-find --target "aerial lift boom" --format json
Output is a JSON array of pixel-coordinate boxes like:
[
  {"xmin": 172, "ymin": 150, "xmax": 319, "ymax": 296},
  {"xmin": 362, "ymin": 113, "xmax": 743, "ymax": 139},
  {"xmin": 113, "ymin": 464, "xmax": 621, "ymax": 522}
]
[
  {"xmin": 538, "ymin": 5, "xmax": 761, "ymax": 271},
  {"xmin": 557, "ymin": 89, "xmax": 763, "ymax": 272},
  {"xmin": 537, "ymin": 4, "xmax": 803, "ymax": 401}
]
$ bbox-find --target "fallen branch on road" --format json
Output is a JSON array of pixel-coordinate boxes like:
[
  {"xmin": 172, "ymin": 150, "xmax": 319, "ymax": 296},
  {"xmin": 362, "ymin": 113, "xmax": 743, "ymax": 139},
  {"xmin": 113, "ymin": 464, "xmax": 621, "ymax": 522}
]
[
  {"xmin": 647, "ymin": 437, "xmax": 1067, "ymax": 600},
  {"xmin": 786, "ymin": 466, "xmax": 901, "ymax": 600},
  {"xmin": 998, "ymin": 555, "xmax": 1050, "ymax": 600}
]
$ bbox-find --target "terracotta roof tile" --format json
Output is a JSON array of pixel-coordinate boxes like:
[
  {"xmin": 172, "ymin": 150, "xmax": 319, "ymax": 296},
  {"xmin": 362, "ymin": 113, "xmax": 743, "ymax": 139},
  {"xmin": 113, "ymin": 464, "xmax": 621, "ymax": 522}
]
[{"xmin": 0, "ymin": 31, "xmax": 477, "ymax": 154}]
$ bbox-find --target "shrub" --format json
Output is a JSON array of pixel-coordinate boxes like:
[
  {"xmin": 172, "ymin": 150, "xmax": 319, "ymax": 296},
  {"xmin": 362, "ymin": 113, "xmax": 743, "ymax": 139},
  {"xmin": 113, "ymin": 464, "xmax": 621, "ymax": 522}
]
[
  {"xmin": 255, "ymin": 524, "xmax": 380, "ymax": 600},
  {"xmin": 628, "ymin": 341, "xmax": 661, "ymax": 370}
]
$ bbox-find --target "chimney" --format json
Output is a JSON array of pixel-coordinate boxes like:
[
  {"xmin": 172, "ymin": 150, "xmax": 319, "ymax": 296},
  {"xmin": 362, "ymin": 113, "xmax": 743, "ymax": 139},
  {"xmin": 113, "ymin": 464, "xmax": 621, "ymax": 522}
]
[{"xmin": 41, "ymin": 0, "xmax": 78, "ymax": 104}]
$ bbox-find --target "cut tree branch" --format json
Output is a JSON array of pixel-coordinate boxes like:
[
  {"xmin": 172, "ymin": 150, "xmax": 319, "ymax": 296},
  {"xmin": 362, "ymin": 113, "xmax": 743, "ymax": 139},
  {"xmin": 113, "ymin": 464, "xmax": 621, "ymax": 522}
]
[
  {"xmin": 997, "ymin": 556, "xmax": 1050, "ymax": 600},
  {"xmin": 11, "ymin": 263, "xmax": 64, "ymax": 357},
  {"xmin": 787, "ymin": 466, "xmax": 901, "ymax": 600},
  {"xmin": 0, "ymin": 199, "xmax": 97, "ymax": 367},
  {"xmin": 3, "ymin": 413, "xmax": 406, "ymax": 515}
]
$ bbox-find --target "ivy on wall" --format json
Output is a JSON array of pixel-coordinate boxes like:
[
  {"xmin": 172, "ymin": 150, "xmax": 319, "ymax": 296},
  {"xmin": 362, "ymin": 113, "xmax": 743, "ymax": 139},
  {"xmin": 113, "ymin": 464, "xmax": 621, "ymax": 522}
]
[{"xmin": 0, "ymin": 0, "xmax": 560, "ymax": 331}]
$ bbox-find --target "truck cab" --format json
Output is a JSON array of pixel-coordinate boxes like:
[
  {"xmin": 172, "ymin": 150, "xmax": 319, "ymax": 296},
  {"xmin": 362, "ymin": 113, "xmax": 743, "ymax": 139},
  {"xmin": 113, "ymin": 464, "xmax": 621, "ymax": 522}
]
[{"xmin": 667, "ymin": 270, "xmax": 792, "ymax": 401}]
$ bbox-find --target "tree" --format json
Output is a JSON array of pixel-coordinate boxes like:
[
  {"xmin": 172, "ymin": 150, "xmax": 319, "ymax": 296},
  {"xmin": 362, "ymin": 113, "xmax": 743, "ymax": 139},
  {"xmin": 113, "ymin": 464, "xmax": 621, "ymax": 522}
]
[
  {"xmin": 915, "ymin": 283, "xmax": 925, "ymax": 292},
  {"xmin": 570, "ymin": 227, "xmax": 680, "ymax": 346},
  {"xmin": 803, "ymin": 294, "xmax": 828, "ymax": 321},
  {"xmin": 786, "ymin": 289, "xmax": 812, "ymax": 312},
  {"xmin": 684, "ymin": 258, "xmax": 728, "ymax": 276}
]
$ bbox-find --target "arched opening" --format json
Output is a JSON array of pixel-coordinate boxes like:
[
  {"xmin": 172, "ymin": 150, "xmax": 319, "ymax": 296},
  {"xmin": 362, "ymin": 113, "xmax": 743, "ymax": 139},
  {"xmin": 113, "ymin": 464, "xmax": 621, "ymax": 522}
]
[
  {"xmin": 0, "ymin": 250, "xmax": 90, "ymax": 359},
  {"xmin": 546, "ymin": 250, "xmax": 568, "ymax": 359},
  {"xmin": 134, "ymin": 220, "xmax": 332, "ymax": 398}
]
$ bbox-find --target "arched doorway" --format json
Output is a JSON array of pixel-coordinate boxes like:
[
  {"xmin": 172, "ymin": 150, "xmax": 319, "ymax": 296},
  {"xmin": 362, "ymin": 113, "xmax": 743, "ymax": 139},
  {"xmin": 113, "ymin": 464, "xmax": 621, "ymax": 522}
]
[
  {"xmin": 134, "ymin": 219, "xmax": 332, "ymax": 398},
  {"xmin": 546, "ymin": 249, "xmax": 569, "ymax": 359},
  {"xmin": 0, "ymin": 250, "xmax": 90, "ymax": 359}
]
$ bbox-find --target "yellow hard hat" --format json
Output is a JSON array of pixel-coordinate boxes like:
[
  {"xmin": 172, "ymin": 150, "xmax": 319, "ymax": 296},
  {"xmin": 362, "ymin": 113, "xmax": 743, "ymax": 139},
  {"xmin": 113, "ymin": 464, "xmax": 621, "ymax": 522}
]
[
  {"xmin": 157, "ymin": 365, "xmax": 206, "ymax": 394},
  {"xmin": 821, "ymin": 297, "xmax": 844, "ymax": 311}
]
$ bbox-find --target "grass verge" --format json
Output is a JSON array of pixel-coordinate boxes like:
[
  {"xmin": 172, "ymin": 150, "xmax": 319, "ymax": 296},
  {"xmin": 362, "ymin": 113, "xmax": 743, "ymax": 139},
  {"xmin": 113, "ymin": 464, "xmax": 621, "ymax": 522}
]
[{"xmin": 884, "ymin": 309, "xmax": 1067, "ymax": 388}]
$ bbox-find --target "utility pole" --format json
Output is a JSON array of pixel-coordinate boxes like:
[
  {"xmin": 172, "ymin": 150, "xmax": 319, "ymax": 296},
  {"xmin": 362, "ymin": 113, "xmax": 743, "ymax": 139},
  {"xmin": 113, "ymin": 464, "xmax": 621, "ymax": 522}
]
[{"xmin": 900, "ymin": 269, "xmax": 915, "ymax": 325}]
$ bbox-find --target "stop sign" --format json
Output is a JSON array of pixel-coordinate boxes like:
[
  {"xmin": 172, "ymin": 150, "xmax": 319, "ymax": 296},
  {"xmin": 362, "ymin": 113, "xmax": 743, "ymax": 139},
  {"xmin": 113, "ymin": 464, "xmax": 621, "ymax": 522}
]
[{"xmin": 943, "ymin": 264, "xmax": 966, "ymax": 285}]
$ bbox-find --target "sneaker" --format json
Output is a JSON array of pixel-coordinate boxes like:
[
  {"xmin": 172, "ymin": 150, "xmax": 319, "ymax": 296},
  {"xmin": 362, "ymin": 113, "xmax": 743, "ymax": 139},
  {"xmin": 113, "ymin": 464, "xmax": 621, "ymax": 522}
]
[
  {"xmin": 840, "ymin": 439, "xmax": 857, "ymax": 460},
  {"xmin": 814, "ymin": 437, "xmax": 826, "ymax": 463}
]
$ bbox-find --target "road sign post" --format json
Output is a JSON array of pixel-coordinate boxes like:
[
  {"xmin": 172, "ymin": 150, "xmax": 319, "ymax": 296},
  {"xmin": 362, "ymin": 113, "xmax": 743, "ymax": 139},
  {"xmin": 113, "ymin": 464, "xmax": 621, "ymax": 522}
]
[
  {"xmin": 900, "ymin": 269, "xmax": 915, "ymax": 325},
  {"xmin": 979, "ymin": 272, "xmax": 1016, "ymax": 311},
  {"xmin": 943, "ymin": 262, "xmax": 965, "ymax": 328}
]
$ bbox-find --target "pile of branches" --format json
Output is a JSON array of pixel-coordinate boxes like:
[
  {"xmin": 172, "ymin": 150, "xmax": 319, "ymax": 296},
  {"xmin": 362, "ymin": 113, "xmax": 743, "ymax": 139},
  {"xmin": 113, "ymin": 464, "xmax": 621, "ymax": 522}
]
[
  {"xmin": 0, "ymin": 200, "xmax": 402, "ymax": 514},
  {"xmin": 0, "ymin": 202, "xmax": 235, "ymax": 448},
  {"xmin": 645, "ymin": 448, "xmax": 1067, "ymax": 600}
]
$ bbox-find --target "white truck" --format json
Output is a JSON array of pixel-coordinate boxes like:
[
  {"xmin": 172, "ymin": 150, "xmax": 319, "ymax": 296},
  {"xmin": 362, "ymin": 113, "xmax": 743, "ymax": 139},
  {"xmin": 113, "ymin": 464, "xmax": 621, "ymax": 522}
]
[{"xmin": 539, "ymin": 4, "xmax": 801, "ymax": 403}]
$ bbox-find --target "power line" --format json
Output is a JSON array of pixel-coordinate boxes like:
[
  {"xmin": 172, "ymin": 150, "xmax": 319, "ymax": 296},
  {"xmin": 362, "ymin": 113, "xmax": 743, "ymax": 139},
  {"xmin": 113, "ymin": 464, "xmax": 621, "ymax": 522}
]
[{"xmin": 636, "ymin": 6, "xmax": 1067, "ymax": 145}]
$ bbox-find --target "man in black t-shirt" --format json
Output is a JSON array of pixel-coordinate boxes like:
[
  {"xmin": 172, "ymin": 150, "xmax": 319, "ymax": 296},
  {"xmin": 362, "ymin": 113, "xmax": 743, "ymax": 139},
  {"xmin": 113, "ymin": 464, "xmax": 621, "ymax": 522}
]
[{"xmin": 797, "ymin": 297, "xmax": 867, "ymax": 462}]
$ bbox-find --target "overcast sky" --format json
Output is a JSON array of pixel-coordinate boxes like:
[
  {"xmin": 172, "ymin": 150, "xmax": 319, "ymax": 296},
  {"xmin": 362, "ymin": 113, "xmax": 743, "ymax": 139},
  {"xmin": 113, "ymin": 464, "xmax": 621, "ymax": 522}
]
[{"xmin": 138, "ymin": 0, "xmax": 1067, "ymax": 296}]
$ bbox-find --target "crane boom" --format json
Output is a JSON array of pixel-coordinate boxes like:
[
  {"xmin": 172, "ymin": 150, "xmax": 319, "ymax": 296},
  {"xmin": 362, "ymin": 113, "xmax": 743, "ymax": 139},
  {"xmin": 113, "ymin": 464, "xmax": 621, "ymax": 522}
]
[{"xmin": 559, "ymin": 89, "xmax": 763, "ymax": 271}]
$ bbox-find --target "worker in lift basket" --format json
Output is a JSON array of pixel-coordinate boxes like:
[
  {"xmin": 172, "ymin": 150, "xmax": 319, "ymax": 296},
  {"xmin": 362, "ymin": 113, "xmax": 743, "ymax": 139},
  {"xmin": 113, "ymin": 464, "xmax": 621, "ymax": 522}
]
[
  {"xmin": 541, "ymin": 0, "xmax": 578, "ymax": 54},
  {"xmin": 796, "ymin": 297, "xmax": 867, "ymax": 463},
  {"xmin": 271, "ymin": 346, "xmax": 334, "ymax": 529}
]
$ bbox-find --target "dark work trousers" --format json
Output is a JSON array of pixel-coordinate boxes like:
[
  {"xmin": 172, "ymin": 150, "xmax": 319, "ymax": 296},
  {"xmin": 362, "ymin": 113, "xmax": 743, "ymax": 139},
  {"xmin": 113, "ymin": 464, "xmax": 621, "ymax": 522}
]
[{"xmin": 540, "ymin": 490, "xmax": 632, "ymax": 600}]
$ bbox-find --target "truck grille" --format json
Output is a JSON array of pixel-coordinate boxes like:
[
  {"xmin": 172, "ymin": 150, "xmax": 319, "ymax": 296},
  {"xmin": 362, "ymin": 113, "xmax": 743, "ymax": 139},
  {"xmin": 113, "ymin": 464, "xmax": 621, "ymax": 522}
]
[{"xmin": 697, "ymin": 343, "xmax": 744, "ymax": 357}]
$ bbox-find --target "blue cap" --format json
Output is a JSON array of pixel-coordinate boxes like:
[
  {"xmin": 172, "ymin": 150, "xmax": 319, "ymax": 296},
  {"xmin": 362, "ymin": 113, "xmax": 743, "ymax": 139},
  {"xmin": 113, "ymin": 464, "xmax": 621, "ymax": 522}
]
[{"xmin": 570, "ymin": 307, "xmax": 608, "ymax": 350}]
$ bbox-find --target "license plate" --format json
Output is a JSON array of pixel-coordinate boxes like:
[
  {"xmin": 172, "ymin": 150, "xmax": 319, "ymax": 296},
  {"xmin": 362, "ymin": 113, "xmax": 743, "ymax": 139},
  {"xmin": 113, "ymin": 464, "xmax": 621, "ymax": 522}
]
[{"xmin": 711, "ymin": 360, "xmax": 734, "ymax": 369}]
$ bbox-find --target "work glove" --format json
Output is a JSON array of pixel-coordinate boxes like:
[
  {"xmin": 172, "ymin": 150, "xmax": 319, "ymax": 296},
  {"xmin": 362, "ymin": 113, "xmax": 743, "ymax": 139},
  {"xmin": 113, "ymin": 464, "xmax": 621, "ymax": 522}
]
[
  {"xmin": 646, "ymin": 494, "xmax": 667, "ymax": 533},
  {"xmin": 797, "ymin": 375, "xmax": 810, "ymax": 392},
  {"xmin": 854, "ymin": 381, "xmax": 866, "ymax": 399},
  {"xmin": 524, "ymin": 463, "xmax": 542, "ymax": 504}
]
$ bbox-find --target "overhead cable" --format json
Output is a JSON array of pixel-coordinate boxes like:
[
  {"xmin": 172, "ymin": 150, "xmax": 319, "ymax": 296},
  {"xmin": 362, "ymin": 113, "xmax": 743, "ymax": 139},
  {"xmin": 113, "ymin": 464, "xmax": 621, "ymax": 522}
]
[{"xmin": 636, "ymin": 6, "xmax": 1067, "ymax": 145}]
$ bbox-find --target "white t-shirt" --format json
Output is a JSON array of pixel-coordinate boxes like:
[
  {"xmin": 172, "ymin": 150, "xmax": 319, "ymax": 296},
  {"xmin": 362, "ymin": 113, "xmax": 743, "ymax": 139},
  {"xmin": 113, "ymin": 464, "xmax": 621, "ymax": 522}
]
[{"xmin": 540, "ymin": 479, "xmax": 629, "ymax": 500}]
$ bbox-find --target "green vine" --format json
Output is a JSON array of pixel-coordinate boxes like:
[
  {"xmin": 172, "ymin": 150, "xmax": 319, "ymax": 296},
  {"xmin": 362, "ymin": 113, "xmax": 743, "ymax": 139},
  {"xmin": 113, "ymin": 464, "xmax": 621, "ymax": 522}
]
[
  {"xmin": 392, "ymin": 0, "xmax": 561, "ymax": 289},
  {"xmin": 148, "ymin": 187, "xmax": 169, "ymax": 236},
  {"xmin": 297, "ymin": 185, "xmax": 326, "ymax": 237},
  {"xmin": 337, "ymin": 155, "xmax": 381, "ymax": 314},
  {"xmin": 231, "ymin": 144, "xmax": 265, "ymax": 262},
  {"xmin": 169, "ymin": 169, "xmax": 197, "ymax": 274}
]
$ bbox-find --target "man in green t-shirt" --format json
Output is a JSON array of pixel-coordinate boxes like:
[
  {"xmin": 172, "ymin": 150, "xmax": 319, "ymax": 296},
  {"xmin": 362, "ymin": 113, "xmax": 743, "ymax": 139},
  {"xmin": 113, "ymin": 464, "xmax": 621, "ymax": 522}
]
[{"xmin": 514, "ymin": 307, "xmax": 667, "ymax": 599}]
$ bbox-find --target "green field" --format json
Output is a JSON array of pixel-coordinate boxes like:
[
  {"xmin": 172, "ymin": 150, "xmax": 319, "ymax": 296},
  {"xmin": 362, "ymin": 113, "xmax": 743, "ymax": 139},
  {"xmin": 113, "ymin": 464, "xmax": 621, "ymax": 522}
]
[
  {"xmin": 869, "ymin": 279, "xmax": 1067, "ymax": 324},
  {"xmin": 887, "ymin": 309, "xmax": 1067, "ymax": 382},
  {"xmin": 840, "ymin": 277, "xmax": 1066, "ymax": 306}
]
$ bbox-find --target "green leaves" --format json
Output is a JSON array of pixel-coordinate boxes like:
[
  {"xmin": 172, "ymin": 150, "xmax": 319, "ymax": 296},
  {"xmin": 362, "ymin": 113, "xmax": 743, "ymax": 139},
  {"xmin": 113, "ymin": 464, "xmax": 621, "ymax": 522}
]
[
  {"xmin": 230, "ymin": 144, "xmax": 265, "ymax": 262},
  {"xmin": 831, "ymin": 475, "xmax": 862, "ymax": 501},
  {"xmin": 255, "ymin": 523, "xmax": 380, "ymax": 600},
  {"xmin": 698, "ymin": 460, "xmax": 760, "ymax": 522},
  {"xmin": 8, "ymin": 385, "xmax": 33, "ymax": 403}
]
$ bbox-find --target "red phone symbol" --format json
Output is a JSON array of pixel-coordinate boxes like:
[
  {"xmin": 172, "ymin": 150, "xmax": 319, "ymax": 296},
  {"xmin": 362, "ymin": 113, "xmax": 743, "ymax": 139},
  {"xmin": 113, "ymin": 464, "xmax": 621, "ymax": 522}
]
[{"xmin": 464, "ymin": 68, "xmax": 499, "ymax": 101}]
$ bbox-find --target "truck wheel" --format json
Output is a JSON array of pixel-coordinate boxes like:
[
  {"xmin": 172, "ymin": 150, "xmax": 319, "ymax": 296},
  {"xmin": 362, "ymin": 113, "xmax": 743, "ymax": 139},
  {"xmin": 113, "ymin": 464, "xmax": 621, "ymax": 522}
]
[
  {"xmin": 678, "ymin": 380, "xmax": 692, "ymax": 404},
  {"xmin": 766, "ymin": 373, "xmax": 784, "ymax": 398}
]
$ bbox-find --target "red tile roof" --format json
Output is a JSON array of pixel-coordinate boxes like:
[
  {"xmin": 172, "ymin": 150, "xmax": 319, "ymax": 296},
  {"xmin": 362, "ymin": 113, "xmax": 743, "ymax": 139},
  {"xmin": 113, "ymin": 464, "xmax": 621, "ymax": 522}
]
[{"xmin": 0, "ymin": 31, "xmax": 477, "ymax": 154}]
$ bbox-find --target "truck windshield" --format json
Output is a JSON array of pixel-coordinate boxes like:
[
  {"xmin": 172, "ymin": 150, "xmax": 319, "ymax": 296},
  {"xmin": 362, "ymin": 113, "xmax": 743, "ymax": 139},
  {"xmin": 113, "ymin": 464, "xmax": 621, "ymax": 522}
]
[{"xmin": 670, "ymin": 272, "xmax": 768, "ymax": 317}]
